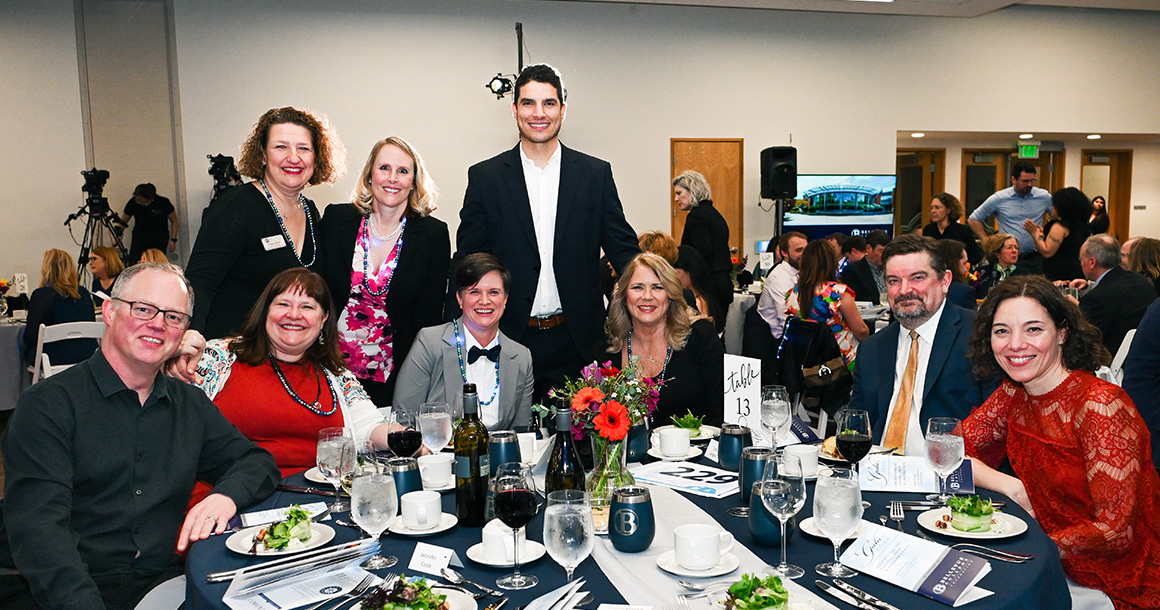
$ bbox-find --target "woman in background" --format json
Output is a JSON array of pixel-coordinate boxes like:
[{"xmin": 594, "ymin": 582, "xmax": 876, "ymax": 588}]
[
  {"xmin": 22, "ymin": 249, "xmax": 97, "ymax": 366},
  {"xmin": 674, "ymin": 170, "xmax": 733, "ymax": 314},
  {"xmin": 88, "ymin": 245, "xmax": 124, "ymax": 306},
  {"xmin": 138, "ymin": 248, "xmax": 169, "ymax": 264},
  {"xmin": 922, "ymin": 192, "xmax": 983, "ymax": 264},
  {"xmin": 1088, "ymin": 195, "xmax": 1110, "ymax": 235},
  {"xmin": 1127, "ymin": 237, "xmax": 1160, "ymax": 297},
  {"xmin": 1024, "ymin": 187, "xmax": 1091, "ymax": 282},
  {"xmin": 673, "ymin": 245, "xmax": 724, "ymax": 333},
  {"xmin": 784, "ymin": 240, "xmax": 869, "ymax": 368},
  {"xmin": 973, "ymin": 233, "xmax": 1030, "ymax": 299}
]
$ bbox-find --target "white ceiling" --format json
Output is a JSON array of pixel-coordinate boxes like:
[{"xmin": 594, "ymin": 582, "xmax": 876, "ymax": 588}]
[{"xmin": 553, "ymin": 0, "xmax": 1160, "ymax": 18}]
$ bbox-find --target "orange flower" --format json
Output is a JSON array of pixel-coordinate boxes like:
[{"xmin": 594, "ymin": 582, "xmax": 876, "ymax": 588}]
[
  {"xmin": 593, "ymin": 400, "xmax": 630, "ymax": 441},
  {"xmin": 572, "ymin": 387, "xmax": 605, "ymax": 412}
]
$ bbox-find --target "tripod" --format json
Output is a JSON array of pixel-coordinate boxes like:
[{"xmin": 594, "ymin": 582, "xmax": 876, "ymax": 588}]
[{"xmin": 66, "ymin": 194, "xmax": 128, "ymax": 276}]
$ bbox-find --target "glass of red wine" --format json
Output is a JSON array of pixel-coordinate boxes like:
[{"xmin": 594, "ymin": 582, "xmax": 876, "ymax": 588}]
[
  {"xmin": 493, "ymin": 462, "xmax": 539, "ymax": 590},
  {"xmin": 387, "ymin": 407, "xmax": 423, "ymax": 458},
  {"xmin": 836, "ymin": 409, "xmax": 872, "ymax": 508}
]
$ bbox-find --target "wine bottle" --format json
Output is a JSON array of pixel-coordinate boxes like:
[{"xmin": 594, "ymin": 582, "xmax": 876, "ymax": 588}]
[
  {"xmin": 544, "ymin": 403, "xmax": 585, "ymax": 494},
  {"xmin": 454, "ymin": 384, "xmax": 490, "ymax": 526}
]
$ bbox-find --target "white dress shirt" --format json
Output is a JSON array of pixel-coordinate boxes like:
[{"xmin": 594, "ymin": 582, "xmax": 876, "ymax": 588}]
[
  {"xmin": 520, "ymin": 143, "xmax": 564, "ymax": 317},
  {"xmin": 881, "ymin": 301, "xmax": 947, "ymax": 456},
  {"xmin": 756, "ymin": 261, "xmax": 799, "ymax": 339},
  {"xmin": 464, "ymin": 330, "xmax": 502, "ymax": 428}
]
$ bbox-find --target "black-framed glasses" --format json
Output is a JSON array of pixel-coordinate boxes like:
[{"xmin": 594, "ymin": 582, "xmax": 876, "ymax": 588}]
[{"xmin": 111, "ymin": 298, "xmax": 191, "ymax": 329}]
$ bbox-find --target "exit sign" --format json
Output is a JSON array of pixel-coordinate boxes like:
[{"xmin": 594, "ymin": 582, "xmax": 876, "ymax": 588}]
[{"xmin": 1019, "ymin": 144, "xmax": 1039, "ymax": 159}]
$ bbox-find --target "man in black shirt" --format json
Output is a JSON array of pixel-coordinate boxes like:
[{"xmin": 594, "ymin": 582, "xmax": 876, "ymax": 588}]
[
  {"xmin": 120, "ymin": 183, "xmax": 178, "ymax": 263},
  {"xmin": 0, "ymin": 262, "xmax": 279, "ymax": 610}
]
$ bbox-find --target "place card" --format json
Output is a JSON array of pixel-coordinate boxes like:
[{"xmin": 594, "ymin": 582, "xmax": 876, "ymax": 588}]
[
  {"xmin": 629, "ymin": 461, "xmax": 739, "ymax": 499},
  {"xmin": 723, "ymin": 354, "xmax": 763, "ymax": 442},
  {"xmin": 859, "ymin": 455, "xmax": 974, "ymax": 494},
  {"xmin": 408, "ymin": 541, "xmax": 464, "ymax": 576},
  {"xmin": 840, "ymin": 523, "xmax": 993, "ymax": 607},
  {"xmin": 704, "ymin": 439, "xmax": 719, "ymax": 462}
]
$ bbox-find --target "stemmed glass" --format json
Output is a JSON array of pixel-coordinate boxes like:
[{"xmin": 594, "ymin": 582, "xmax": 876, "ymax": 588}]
[
  {"xmin": 419, "ymin": 402, "xmax": 453, "ymax": 454},
  {"xmin": 388, "ymin": 407, "xmax": 423, "ymax": 458},
  {"xmin": 544, "ymin": 489, "xmax": 595, "ymax": 582},
  {"xmin": 813, "ymin": 467, "xmax": 863, "ymax": 577},
  {"xmin": 349, "ymin": 472, "xmax": 399, "ymax": 569},
  {"xmin": 492, "ymin": 463, "xmax": 539, "ymax": 590},
  {"xmin": 342, "ymin": 441, "xmax": 383, "ymax": 496},
  {"xmin": 836, "ymin": 409, "xmax": 872, "ymax": 509},
  {"xmin": 316, "ymin": 427, "xmax": 354, "ymax": 512},
  {"xmin": 924, "ymin": 417, "xmax": 965, "ymax": 503},
  {"xmin": 760, "ymin": 385, "xmax": 792, "ymax": 447},
  {"xmin": 759, "ymin": 457, "xmax": 806, "ymax": 579}
]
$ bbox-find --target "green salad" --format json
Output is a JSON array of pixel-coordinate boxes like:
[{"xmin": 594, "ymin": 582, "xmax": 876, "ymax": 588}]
[
  {"xmin": 362, "ymin": 575, "xmax": 447, "ymax": 610},
  {"xmin": 258, "ymin": 505, "xmax": 313, "ymax": 551},
  {"xmin": 723, "ymin": 573, "xmax": 789, "ymax": 610},
  {"xmin": 947, "ymin": 495, "xmax": 995, "ymax": 532},
  {"xmin": 671, "ymin": 409, "xmax": 704, "ymax": 436}
]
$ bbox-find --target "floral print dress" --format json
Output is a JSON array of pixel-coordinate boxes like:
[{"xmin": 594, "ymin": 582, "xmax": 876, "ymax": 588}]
[
  {"xmin": 784, "ymin": 281, "xmax": 859, "ymax": 368},
  {"xmin": 337, "ymin": 217, "xmax": 403, "ymax": 383}
]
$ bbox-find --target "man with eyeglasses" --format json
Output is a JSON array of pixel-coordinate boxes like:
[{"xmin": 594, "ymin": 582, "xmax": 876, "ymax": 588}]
[
  {"xmin": 0, "ymin": 262, "xmax": 278, "ymax": 610},
  {"xmin": 968, "ymin": 160, "xmax": 1052, "ymax": 275}
]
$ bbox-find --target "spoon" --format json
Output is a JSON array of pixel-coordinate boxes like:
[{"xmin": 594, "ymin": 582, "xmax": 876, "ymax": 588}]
[
  {"xmin": 677, "ymin": 580, "xmax": 732, "ymax": 591},
  {"xmin": 442, "ymin": 568, "xmax": 505, "ymax": 598},
  {"xmin": 879, "ymin": 515, "xmax": 888, "ymax": 527}
]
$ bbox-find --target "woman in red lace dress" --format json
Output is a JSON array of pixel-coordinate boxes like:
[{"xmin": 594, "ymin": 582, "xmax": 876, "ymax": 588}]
[{"xmin": 964, "ymin": 275, "xmax": 1160, "ymax": 610}]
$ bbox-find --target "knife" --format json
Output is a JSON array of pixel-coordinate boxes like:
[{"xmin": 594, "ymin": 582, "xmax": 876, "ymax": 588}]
[
  {"xmin": 277, "ymin": 484, "xmax": 350, "ymax": 498},
  {"xmin": 815, "ymin": 581, "xmax": 878, "ymax": 610},
  {"xmin": 483, "ymin": 598, "xmax": 509, "ymax": 610},
  {"xmin": 832, "ymin": 579, "xmax": 903, "ymax": 610}
]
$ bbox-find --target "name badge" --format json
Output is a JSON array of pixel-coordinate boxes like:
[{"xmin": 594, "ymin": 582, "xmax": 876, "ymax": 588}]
[{"xmin": 261, "ymin": 235, "xmax": 287, "ymax": 251}]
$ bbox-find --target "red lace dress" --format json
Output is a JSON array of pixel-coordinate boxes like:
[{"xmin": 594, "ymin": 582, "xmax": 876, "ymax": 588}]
[{"xmin": 963, "ymin": 370, "xmax": 1160, "ymax": 610}]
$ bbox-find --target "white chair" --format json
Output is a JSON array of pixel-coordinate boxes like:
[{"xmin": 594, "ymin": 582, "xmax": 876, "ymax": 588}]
[
  {"xmin": 1108, "ymin": 329, "xmax": 1137, "ymax": 387},
  {"xmin": 28, "ymin": 321, "xmax": 105, "ymax": 383}
]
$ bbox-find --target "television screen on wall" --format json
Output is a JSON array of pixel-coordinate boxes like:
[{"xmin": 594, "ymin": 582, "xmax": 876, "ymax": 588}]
[{"xmin": 782, "ymin": 175, "xmax": 897, "ymax": 240}]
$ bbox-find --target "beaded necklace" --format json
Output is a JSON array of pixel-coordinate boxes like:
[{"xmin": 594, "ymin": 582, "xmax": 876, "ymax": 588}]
[
  {"xmin": 360, "ymin": 215, "xmax": 406, "ymax": 297},
  {"xmin": 268, "ymin": 355, "xmax": 338, "ymax": 416},
  {"xmin": 369, "ymin": 214, "xmax": 403, "ymax": 241},
  {"xmin": 452, "ymin": 318, "xmax": 500, "ymax": 407},
  {"xmin": 627, "ymin": 329, "xmax": 672, "ymax": 381},
  {"xmin": 258, "ymin": 179, "xmax": 317, "ymax": 267}
]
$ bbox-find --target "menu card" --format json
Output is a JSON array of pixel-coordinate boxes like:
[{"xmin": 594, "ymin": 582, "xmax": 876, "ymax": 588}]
[
  {"xmin": 840, "ymin": 523, "xmax": 992, "ymax": 607},
  {"xmin": 859, "ymin": 455, "xmax": 974, "ymax": 494},
  {"xmin": 629, "ymin": 461, "xmax": 739, "ymax": 499},
  {"xmin": 223, "ymin": 540, "xmax": 380, "ymax": 610}
]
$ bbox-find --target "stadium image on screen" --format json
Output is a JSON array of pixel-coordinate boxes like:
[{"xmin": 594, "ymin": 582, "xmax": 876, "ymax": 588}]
[{"xmin": 782, "ymin": 175, "xmax": 896, "ymax": 240}]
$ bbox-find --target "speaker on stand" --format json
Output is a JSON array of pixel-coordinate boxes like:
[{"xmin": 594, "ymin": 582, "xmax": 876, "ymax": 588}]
[{"xmin": 760, "ymin": 146, "xmax": 797, "ymax": 235}]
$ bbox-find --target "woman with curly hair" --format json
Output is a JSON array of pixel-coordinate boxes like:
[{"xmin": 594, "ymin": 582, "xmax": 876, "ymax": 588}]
[
  {"xmin": 598, "ymin": 253, "xmax": 724, "ymax": 426},
  {"xmin": 922, "ymin": 192, "xmax": 983, "ymax": 264},
  {"xmin": 972, "ymin": 233, "xmax": 1030, "ymax": 299},
  {"xmin": 964, "ymin": 275, "xmax": 1160, "ymax": 610},
  {"xmin": 186, "ymin": 106, "xmax": 345, "ymax": 339}
]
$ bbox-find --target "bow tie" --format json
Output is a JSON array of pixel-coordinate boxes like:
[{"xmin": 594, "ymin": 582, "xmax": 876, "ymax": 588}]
[{"xmin": 468, "ymin": 345, "xmax": 501, "ymax": 364}]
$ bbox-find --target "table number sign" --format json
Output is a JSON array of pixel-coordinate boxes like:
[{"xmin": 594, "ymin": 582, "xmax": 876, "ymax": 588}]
[
  {"xmin": 723, "ymin": 354, "xmax": 762, "ymax": 441},
  {"xmin": 859, "ymin": 455, "xmax": 974, "ymax": 494},
  {"xmin": 629, "ymin": 461, "xmax": 739, "ymax": 499}
]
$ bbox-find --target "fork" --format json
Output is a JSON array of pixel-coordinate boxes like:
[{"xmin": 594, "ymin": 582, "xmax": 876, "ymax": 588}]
[
  {"xmin": 915, "ymin": 530, "xmax": 1032, "ymax": 562},
  {"xmin": 889, "ymin": 500, "xmax": 905, "ymax": 531},
  {"xmin": 301, "ymin": 572, "xmax": 378, "ymax": 610},
  {"xmin": 677, "ymin": 584, "xmax": 732, "ymax": 608}
]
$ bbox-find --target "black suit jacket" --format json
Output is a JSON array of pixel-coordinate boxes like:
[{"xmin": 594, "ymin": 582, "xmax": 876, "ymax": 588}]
[
  {"xmin": 1079, "ymin": 266, "xmax": 1158, "ymax": 353},
  {"xmin": 849, "ymin": 303, "xmax": 995, "ymax": 442},
  {"xmin": 839, "ymin": 258, "xmax": 880, "ymax": 305},
  {"xmin": 318, "ymin": 204, "xmax": 450, "ymax": 393},
  {"xmin": 681, "ymin": 200, "xmax": 733, "ymax": 310},
  {"xmin": 453, "ymin": 144, "xmax": 640, "ymax": 360}
]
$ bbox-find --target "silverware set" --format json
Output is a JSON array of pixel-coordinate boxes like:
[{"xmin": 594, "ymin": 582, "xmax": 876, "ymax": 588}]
[
  {"xmin": 915, "ymin": 530, "xmax": 1034, "ymax": 563},
  {"xmin": 302, "ymin": 572, "xmax": 398, "ymax": 610}
]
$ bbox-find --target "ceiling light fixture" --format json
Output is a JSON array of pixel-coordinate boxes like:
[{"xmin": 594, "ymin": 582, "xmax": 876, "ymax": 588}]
[
  {"xmin": 911, "ymin": 132, "xmax": 925, "ymax": 138},
  {"xmin": 1087, "ymin": 134, "xmax": 1102, "ymax": 140},
  {"xmin": 1019, "ymin": 134, "xmax": 1034, "ymax": 139}
]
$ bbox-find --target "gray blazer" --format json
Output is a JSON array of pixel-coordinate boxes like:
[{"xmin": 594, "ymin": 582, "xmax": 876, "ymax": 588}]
[{"xmin": 392, "ymin": 319, "xmax": 534, "ymax": 431}]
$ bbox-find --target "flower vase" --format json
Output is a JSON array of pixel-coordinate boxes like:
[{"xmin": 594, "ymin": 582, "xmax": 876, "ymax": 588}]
[{"xmin": 586, "ymin": 434, "xmax": 635, "ymax": 534}]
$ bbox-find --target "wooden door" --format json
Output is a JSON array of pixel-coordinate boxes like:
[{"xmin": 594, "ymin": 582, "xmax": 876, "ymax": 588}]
[
  {"xmin": 1081, "ymin": 150, "xmax": 1133, "ymax": 241},
  {"xmin": 671, "ymin": 139, "xmax": 744, "ymax": 254},
  {"xmin": 896, "ymin": 149, "xmax": 946, "ymax": 235},
  {"xmin": 961, "ymin": 149, "xmax": 1011, "ymax": 231}
]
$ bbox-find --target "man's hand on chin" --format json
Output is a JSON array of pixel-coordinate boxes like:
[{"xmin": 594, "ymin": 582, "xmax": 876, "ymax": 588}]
[{"xmin": 178, "ymin": 493, "xmax": 236, "ymax": 552}]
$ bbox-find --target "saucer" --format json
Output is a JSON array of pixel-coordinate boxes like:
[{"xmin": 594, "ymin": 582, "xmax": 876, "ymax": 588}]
[
  {"xmin": 423, "ymin": 478, "xmax": 455, "ymax": 492},
  {"xmin": 465, "ymin": 541, "xmax": 547, "ymax": 567},
  {"xmin": 387, "ymin": 512, "xmax": 458, "ymax": 536},
  {"xmin": 652, "ymin": 424, "xmax": 721, "ymax": 442},
  {"xmin": 303, "ymin": 467, "xmax": 328, "ymax": 484},
  {"xmin": 656, "ymin": 550, "xmax": 740, "ymax": 578},
  {"xmin": 647, "ymin": 447, "xmax": 703, "ymax": 461}
]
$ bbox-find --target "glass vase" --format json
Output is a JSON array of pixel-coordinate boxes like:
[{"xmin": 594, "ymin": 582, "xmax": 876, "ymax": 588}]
[{"xmin": 586, "ymin": 434, "xmax": 635, "ymax": 535}]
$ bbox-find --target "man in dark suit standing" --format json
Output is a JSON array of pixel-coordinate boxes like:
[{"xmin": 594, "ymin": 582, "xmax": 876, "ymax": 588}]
[
  {"xmin": 839, "ymin": 229, "xmax": 890, "ymax": 305},
  {"xmin": 1073, "ymin": 234, "xmax": 1157, "ymax": 354},
  {"xmin": 850, "ymin": 235, "xmax": 994, "ymax": 455},
  {"xmin": 455, "ymin": 64, "xmax": 639, "ymax": 400}
]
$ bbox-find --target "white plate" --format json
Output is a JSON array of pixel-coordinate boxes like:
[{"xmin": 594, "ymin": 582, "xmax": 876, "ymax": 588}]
[
  {"xmin": 799, "ymin": 517, "xmax": 871, "ymax": 540},
  {"xmin": 303, "ymin": 467, "xmax": 329, "ymax": 484},
  {"xmin": 647, "ymin": 446, "xmax": 703, "ymax": 461},
  {"xmin": 431, "ymin": 586, "xmax": 478, "ymax": 610},
  {"xmin": 225, "ymin": 523, "xmax": 335, "ymax": 556},
  {"xmin": 701, "ymin": 578, "xmax": 842, "ymax": 610},
  {"xmin": 652, "ymin": 424, "xmax": 721, "ymax": 441},
  {"xmin": 818, "ymin": 445, "xmax": 889, "ymax": 464},
  {"xmin": 656, "ymin": 550, "xmax": 739, "ymax": 578},
  {"xmin": 387, "ymin": 512, "xmax": 458, "ymax": 536},
  {"xmin": 465, "ymin": 540, "xmax": 547, "ymax": 567},
  {"xmin": 916, "ymin": 508, "xmax": 1028, "ymax": 539}
]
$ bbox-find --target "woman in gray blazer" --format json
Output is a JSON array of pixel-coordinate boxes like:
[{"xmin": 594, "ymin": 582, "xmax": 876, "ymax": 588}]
[{"xmin": 393, "ymin": 253, "xmax": 534, "ymax": 430}]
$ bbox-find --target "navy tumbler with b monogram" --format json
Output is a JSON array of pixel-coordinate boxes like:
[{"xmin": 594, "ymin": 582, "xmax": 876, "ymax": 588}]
[
  {"xmin": 609, "ymin": 486, "xmax": 654, "ymax": 553},
  {"xmin": 718, "ymin": 424, "xmax": 752, "ymax": 471},
  {"xmin": 387, "ymin": 457, "xmax": 423, "ymax": 498}
]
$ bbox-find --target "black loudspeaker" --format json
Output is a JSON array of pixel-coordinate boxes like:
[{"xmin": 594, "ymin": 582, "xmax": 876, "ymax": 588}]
[{"xmin": 760, "ymin": 146, "xmax": 797, "ymax": 199}]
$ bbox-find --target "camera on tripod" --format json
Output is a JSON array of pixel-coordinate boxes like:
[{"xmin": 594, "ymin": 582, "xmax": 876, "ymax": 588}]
[
  {"xmin": 79, "ymin": 168, "xmax": 112, "ymax": 217},
  {"xmin": 208, "ymin": 154, "xmax": 241, "ymax": 199},
  {"xmin": 66, "ymin": 167, "xmax": 127, "ymax": 272}
]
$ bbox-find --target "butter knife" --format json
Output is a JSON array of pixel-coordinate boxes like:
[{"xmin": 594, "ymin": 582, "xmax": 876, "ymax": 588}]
[
  {"xmin": 815, "ymin": 581, "xmax": 878, "ymax": 610},
  {"xmin": 277, "ymin": 484, "xmax": 350, "ymax": 498},
  {"xmin": 832, "ymin": 579, "xmax": 903, "ymax": 610}
]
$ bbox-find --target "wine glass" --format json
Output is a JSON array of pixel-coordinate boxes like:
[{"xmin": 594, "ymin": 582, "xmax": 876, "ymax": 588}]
[
  {"xmin": 349, "ymin": 472, "xmax": 399, "ymax": 569},
  {"xmin": 760, "ymin": 385, "xmax": 792, "ymax": 447},
  {"xmin": 759, "ymin": 457, "xmax": 806, "ymax": 579},
  {"xmin": 835, "ymin": 409, "xmax": 872, "ymax": 509},
  {"xmin": 388, "ymin": 407, "xmax": 422, "ymax": 458},
  {"xmin": 493, "ymin": 463, "xmax": 539, "ymax": 590},
  {"xmin": 419, "ymin": 402, "xmax": 453, "ymax": 454},
  {"xmin": 924, "ymin": 417, "xmax": 965, "ymax": 503},
  {"xmin": 544, "ymin": 489, "xmax": 595, "ymax": 582},
  {"xmin": 342, "ymin": 441, "xmax": 382, "ymax": 495},
  {"xmin": 316, "ymin": 427, "xmax": 355, "ymax": 512},
  {"xmin": 813, "ymin": 467, "xmax": 863, "ymax": 577}
]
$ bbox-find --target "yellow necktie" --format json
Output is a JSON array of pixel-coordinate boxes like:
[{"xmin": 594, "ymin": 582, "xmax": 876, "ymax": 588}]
[{"xmin": 883, "ymin": 330, "xmax": 919, "ymax": 454}]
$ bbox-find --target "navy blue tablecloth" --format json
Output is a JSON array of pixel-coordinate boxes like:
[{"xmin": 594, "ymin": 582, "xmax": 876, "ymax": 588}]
[{"xmin": 186, "ymin": 461, "xmax": 1070, "ymax": 609}]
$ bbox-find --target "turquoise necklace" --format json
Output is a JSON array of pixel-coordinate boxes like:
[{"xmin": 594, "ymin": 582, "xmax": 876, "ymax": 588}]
[
  {"xmin": 268, "ymin": 355, "xmax": 338, "ymax": 416},
  {"xmin": 258, "ymin": 179, "xmax": 316, "ymax": 267},
  {"xmin": 452, "ymin": 318, "xmax": 500, "ymax": 407},
  {"xmin": 627, "ymin": 329, "xmax": 672, "ymax": 380}
]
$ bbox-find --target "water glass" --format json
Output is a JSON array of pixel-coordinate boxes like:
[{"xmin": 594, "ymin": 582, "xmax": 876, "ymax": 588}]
[
  {"xmin": 759, "ymin": 458, "xmax": 806, "ymax": 579},
  {"xmin": 813, "ymin": 467, "xmax": 863, "ymax": 577},
  {"xmin": 316, "ymin": 427, "xmax": 354, "ymax": 512},
  {"xmin": 925, "ymin": 417, "xmax": 965, "ymax": 502},
  {"xmin": 544, "ymin": 490, "xmax": 595, "ymax": 582},
  {"xmin": 341, "ymin": 440, "xmax": 382, "ymax": 495},
  {"xmin": 760, "ymin": 385, "xmax": 792, "ymax": 447},
  {"xmin": 419, "ymin": 402, "xmax": 453, "ymax": 453},
  {"xmin": 350, "ymin": 472, "xmax": 399, "ymax": 569}
]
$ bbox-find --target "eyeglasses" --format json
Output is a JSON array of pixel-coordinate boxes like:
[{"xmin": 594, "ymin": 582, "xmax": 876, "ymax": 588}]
[{"xmin": 111, "ymin": 298, "xmax": 191, "ymax": 329}]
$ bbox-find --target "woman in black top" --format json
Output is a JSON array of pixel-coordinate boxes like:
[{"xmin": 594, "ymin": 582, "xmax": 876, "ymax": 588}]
[
  {"xmin": 87, "ymin": 245, "xmax": 124, "ymax": 306},
  {"xmin": 922, "ymin": 192, "xmax": 983, "ymax": 265},
  {"xmin": 22, "ymin": 249, "xmax": 97, "ymax": 366},
  {"xmin": 1089, "ymin": 195, "xmax": 1110, "ymax": 235},
  {"xmin": 1024, "ymin": 187, "xmax": 1091, "ymax": 282},
  {"xmin": 1128, "ymin": 237, "xmax": 1160, "ymax": 297},
  {"xmin": 599, "ymin": 253, "xmax": 724, "ymax": 426},
  {"xmin": 675, "ymin": 170, "xmax": 733, "ymax": 314},
  {"xmin": 186, "ymin": 107, "xmax": 345, "ymax": 339}
]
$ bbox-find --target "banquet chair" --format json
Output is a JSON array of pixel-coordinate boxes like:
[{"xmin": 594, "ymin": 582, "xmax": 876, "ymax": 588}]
[
  {"xmin": 775, "ymin": 316, "xmax": 850, "ymax": 436},
  {"xmin": 1108, "ymin": 328, "xmax": 1136, "ymax": 386},
  {"xmin": 28, "ymin": 320, "xmax": 106, "ymax": 383}
]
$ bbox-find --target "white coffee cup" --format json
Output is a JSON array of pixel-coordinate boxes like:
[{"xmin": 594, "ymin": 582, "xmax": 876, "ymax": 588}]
[
  {"xmin": 516, "ymin": 432, "xmax": 537, "ymax": 465},
  {"xmin": 400, "ymin": 490, "xmax": 442, "ymax": 530},
  {"xmin": 481, "ymin": 518, "xmax": 527, "ymax": 563},
  {"xmin": 417, "ymin": 453, "xmax": 453, "ymax": 488},
  {"xmin": 673, "ymin": 523, "xmax": 734, "ymax": 571},
  {"xmin": 658, "ymin": 428, "xmax": 691, "ymax": 457},
  {"xmin": 782, "ymin": 444, "xmax": 820, "ymax": 477}
]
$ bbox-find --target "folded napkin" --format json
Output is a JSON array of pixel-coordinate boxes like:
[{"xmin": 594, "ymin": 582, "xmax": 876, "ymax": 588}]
[{"xmin": 524, "ymin": 578, "xmax": 587, "ymax": 610}]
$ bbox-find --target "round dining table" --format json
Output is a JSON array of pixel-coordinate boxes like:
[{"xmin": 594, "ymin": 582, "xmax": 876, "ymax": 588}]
[{"xmin": 185, "ymin": 455, "xmax": 1070, "ymax": 609}]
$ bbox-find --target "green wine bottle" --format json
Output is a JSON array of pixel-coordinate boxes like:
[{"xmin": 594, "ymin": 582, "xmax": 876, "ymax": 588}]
[
  {"xmin": 454, "ymin": 384, "xmax": 490, "ymax": 526},
  {"xmin": 545, "ymin": 403, "xmax": 585, "ymax": 494}
]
